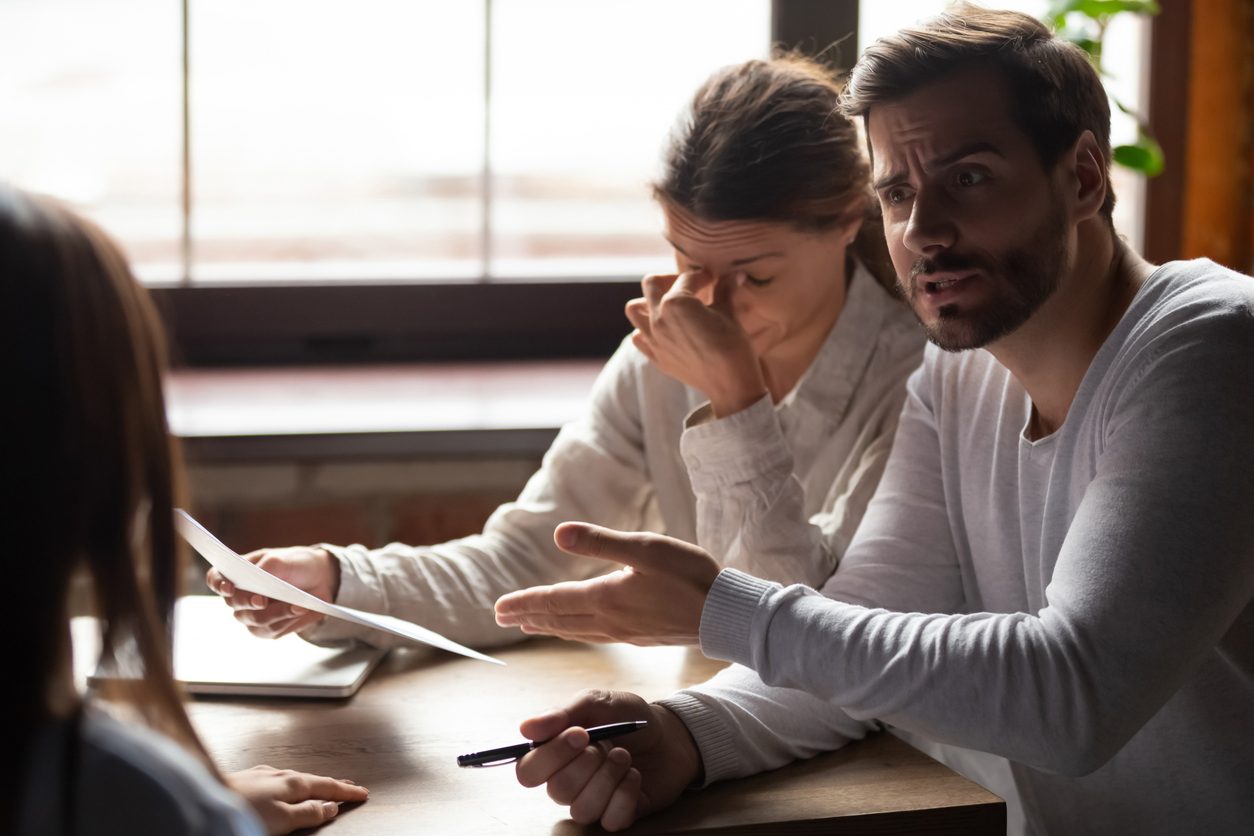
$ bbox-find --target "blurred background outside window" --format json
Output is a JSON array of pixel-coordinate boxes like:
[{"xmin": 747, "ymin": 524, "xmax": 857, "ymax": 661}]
[{"xmin": 0, "ymin": 1, "xmax": 1144, "ymax": 286}]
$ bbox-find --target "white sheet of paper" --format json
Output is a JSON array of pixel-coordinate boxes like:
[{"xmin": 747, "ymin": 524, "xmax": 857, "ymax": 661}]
[{"xmin": 175, "ymin": 509, "xmax": 503, "ymax": 665}]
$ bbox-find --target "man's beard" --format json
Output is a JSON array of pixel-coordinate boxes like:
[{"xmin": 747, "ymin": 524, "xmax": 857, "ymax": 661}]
[{"xmin": 899, "ymin": 202, "xmax": 1069, "ymax": 352}]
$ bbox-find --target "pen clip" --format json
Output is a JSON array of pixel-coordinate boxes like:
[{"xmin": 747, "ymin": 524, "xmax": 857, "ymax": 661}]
[{"xmin": 465, "ymin": 758, "xmax": 517, "ymax": 768}]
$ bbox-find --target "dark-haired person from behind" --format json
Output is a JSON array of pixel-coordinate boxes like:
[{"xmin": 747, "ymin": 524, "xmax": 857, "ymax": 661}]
[
  {"xmin": 4, "ymin": 184, "xmax": 369, "ymax": 835},
  {"xmin": 209, "ymin": 54, "xmax": 925, "ymax": 652}
]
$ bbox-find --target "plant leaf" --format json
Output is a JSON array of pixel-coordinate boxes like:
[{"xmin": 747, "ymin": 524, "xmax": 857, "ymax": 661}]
[
  {"xmin": 1113, "ymin": 138, "xmax": 1164, "ymax": 177},
  {"xmin": 1050, "ymin": 0, "xmax": 1160, "ymax": 20}
]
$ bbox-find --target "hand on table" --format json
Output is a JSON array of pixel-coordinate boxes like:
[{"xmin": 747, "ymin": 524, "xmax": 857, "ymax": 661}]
[
  {"xmin": 514, "ymin": 690, "xmax": 701, "ymax": 832},
  {"xmin": 206, "ymin": 546, "xmax": 340, "ymax": 638},
  {"xmin": 226, "ymin": 765, "xmax": 368, "ymax": 834},
  {"xmin": 494, "ymin": 522, "xmax": 719, "ymax": 645},
  {"xmin": 626, "ymin": 271, "xmax": 768, "ymax": 418}
]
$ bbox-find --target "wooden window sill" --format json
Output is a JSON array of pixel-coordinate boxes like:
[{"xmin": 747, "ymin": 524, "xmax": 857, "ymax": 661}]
[{"xmin": 166, "ymin": 360, "xmax": 602, "ymax": 461}]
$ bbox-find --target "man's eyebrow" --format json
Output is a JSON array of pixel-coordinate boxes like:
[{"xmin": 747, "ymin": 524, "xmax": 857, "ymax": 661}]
[
  {"xmin": 664, "ymin": 237, "xmax": 785, "ymax": 267},
  {"xmin": 872, "ymin": 141, "xmax": 1006, "ymax": 192},
  {"xmin": 932, "ymin": 141, "xmax": 1005, "ymax": 169}
]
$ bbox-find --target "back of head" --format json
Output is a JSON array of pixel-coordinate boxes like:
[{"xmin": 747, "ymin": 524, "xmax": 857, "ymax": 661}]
[
  {"xmin": 654, "ymin": 52, "xmax": 896, "ymax": 288},
  {"xmin": 1, "ymin": 184, "xmax": 208, "ymax": 818},
  {"xmin": 840, "ymin": 2, "xmax": 1116, "ymax": 219}
]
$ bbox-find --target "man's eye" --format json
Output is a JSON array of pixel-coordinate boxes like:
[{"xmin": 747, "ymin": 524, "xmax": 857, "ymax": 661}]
[
  {"xmin": 884, "ymin": 187, "xmax": 908, "ymax": 205},
  {"xmin": 745, "ymin": 275, "xmax": 774, "ymax": 287},
  {"xmin": 956, "ymin": 169, "xmax": 988, "ymax": 187}
]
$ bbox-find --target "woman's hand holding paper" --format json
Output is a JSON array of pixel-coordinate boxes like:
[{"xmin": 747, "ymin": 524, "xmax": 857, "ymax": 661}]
[
  {"xmin": 207, "ymin": 546, "xmax": 340, "ymax": 638},
  {"xmin": 494, "ymin": 522, "xmax": 719, "ymax": 646}
]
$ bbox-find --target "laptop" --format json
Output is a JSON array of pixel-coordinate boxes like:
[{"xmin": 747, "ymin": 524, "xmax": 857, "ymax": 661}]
[{"xmin": 72, "ymin": 595, "xmax": 386, "ymax": 698}]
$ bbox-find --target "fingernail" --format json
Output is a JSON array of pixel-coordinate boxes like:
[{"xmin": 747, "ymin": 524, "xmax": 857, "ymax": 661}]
[
  {"xmin": 251, "ymin": 595, "xmax": 264, "ymax": 608},
  {"xmin": 323, "ymin": 801, "xmax": 339, "ymax": 816},
  {"xmin": 290, "ymin": 605, "xmax": 305, "ymax": 615},
  {"xmin": 565, "ymin": 729, "xmax": 586, "ymax": 750},
  {"xmin": 554, "ymin": 525, "xmax": 577, "ymax": 549}
]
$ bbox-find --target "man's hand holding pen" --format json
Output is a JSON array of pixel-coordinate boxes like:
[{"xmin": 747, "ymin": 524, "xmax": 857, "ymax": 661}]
[{"xmin": 511, "ymin": 690, "xmax": 702, "ymax": 832}]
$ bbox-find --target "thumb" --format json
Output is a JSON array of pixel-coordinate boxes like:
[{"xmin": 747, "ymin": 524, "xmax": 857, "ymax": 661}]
[
  {"xmin": 519, "ymin": 706, "xmax": 573, "ymax": 741},
  {"xmin": 553, "ymin": 522, "xmax": 692, "ymax": 577}
]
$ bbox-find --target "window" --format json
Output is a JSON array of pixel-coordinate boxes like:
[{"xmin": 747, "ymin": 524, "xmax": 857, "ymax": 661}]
[{"xmin": 2, "ymin": 0, "xmax": 771, "ymax": 285}]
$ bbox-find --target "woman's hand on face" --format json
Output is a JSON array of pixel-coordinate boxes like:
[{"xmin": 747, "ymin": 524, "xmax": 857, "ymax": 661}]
[
  {"xmin": 226, "ymin": 765, "xmax": 368, "ymax": 834},
  {"xmin": 626, "ymin": 271, "xmax": 768, "ymax": 418},
  {"xmin": 514, "ymin": 690, "xmax": 702, "ymax": 832}
]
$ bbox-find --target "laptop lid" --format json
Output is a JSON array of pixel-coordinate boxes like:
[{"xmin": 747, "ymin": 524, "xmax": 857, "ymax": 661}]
[{"xmin": 73, "ymin": 595, "xmax": 386, "ymax": 699}]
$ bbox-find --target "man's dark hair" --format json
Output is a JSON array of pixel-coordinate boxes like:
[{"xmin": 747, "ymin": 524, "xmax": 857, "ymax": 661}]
[{"xmin": 840, "ymin": 2, "xmax": 1115, "ymax": 219}]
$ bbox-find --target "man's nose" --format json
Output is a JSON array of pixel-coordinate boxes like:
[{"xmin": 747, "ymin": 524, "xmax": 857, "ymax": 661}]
[{"xmin": 902, "ymin": 186, "xmax": 957, "ymax": 255}]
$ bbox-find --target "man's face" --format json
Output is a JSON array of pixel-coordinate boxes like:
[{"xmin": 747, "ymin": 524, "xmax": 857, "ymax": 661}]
[{"xmin": 867, "ymin": 68, "xmax": 1071, "ymax": 352}]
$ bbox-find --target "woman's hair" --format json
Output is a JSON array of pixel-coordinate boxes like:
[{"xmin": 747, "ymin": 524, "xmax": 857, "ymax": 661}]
[
  {"xmin": 653, "ymin": 52, "xmax": 896, "ymax": 289},
  {"xmin": 4, "ymin": 184, "xmax": 215, "ymax": 811}
]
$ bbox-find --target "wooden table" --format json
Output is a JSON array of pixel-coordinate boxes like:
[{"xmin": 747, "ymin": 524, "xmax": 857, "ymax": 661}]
[{"xmin": 190, "ymin": 640, "xmax": 1004, "ymax": 834}]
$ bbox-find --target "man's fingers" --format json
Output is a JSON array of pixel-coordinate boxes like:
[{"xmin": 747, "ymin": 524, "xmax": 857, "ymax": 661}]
[
  {"xmin": 569, "ymin": 747, "xmax": 632, "ymax": 825},
  {"xmin": 600, "ymin": 765, "xmax": 642, "ymax": 832},
  {"xmin": 507, "ymin": 613, "xmax": 617, "ymax": 641},
  {"xmin": 544, "ymin": 746, "xmax": 603, "ymax": 806},
  {"xmin": 516, "ymin": 728, "xmax": 590, "ymax": 789},
  {"xmin": 552, "ymin": 522, "xmax": 680, "ymax": 575},
  {"xmin": 519, "ymin": 707, "xmax": 573, "ymax": 742},
  {"xmin": 496, "ymin": 575, "xmax": 608, "ymax": 620}
]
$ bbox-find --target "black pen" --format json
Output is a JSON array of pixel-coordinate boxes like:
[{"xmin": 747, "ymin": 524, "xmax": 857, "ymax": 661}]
[{"xmin": 457, "ymin": 720, "xmax": 647, "ymax": 768}]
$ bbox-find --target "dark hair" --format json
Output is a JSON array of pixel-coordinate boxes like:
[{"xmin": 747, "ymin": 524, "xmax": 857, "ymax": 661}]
[
  {"xmin": 840, "ymin": 2, "xmax": 1115, "ymax": 219},
  {"xmin": 4, "ymin": 184, "xmax": 217, "ymax": 827},
  {"xmin": 653, "ymin": 52, "xmax": 896, "ymax": 288}
]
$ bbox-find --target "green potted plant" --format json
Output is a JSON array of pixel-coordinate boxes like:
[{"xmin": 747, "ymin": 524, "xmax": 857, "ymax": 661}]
[{"xmin": 1046, "ymin": 0, "xmax": 1164, "ymax": 176}]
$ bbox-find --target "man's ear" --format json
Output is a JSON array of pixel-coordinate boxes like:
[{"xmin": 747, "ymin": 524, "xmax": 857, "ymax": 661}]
[{"xmin": 1066, "ymin": 130, "xmax": 1107, "ymax": 222}]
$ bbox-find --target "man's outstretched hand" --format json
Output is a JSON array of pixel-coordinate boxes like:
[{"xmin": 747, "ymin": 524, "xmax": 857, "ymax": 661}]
[{"xmin": 494, "ymin": 523, "xmax": 720, "ymax": 646}]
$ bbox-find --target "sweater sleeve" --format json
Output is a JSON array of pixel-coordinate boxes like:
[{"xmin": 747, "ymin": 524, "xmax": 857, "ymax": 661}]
[
  {"xmin": 302, "ymin": 342, "xmax": 658, "ymax": 649},
  {"xmin": 656, "ymin": 663, "xmax": 878, "ymax": 786},
  {"xmin": 699, "ymin": 304, "xmax": 1254, "ymax": 777}
]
